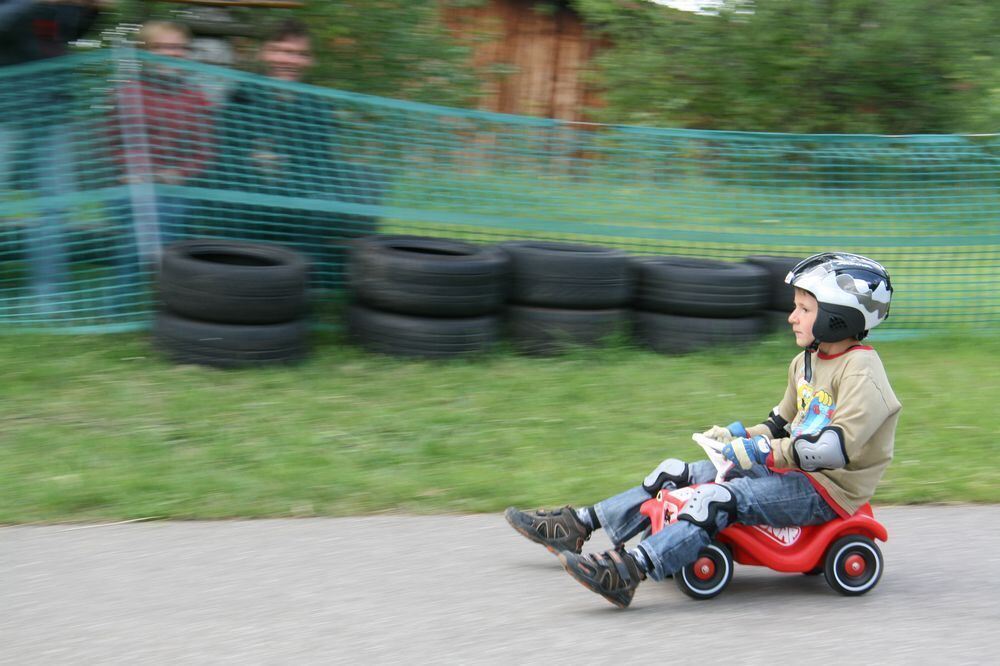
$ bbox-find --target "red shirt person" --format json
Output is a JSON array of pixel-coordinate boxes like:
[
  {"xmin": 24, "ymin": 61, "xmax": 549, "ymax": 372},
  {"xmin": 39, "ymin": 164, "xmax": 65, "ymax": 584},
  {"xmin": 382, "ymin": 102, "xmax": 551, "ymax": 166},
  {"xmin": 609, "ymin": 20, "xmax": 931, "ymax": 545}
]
[
  {"xmin": 116, "ymin": 21, "xmax": 213, "ymax": 189},
  {"xmin": 113, "ymin": 21, "xmax": 213, "ymax": 264}
]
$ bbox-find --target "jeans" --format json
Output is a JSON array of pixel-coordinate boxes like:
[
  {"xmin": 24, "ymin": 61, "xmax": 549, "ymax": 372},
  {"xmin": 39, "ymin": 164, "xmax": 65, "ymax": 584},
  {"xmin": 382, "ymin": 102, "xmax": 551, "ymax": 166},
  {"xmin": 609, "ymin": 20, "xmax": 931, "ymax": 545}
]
[{"xmin": 594, "ymin": 460, "xmax": 838, "ymax": 581}]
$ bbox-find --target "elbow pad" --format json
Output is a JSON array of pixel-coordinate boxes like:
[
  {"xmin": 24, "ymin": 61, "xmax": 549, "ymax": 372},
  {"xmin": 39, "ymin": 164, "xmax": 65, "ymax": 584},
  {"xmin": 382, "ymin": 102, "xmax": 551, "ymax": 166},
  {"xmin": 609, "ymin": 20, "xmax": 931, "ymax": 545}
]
[{"xmin": 793, "ymin": 426, "xmax": 848, "ymax": 471}]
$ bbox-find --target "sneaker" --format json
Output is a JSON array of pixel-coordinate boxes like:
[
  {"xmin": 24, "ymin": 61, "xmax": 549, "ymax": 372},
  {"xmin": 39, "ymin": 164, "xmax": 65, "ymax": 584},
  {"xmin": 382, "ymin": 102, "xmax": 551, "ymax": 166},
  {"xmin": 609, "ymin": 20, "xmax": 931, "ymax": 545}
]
[
  {"xmin": 557, "ymin": 548, "xmax": 646, "ymax": 608},
  {"xmin": 504, "ymin": 506, "xmax": 592, "ymax": 554}
]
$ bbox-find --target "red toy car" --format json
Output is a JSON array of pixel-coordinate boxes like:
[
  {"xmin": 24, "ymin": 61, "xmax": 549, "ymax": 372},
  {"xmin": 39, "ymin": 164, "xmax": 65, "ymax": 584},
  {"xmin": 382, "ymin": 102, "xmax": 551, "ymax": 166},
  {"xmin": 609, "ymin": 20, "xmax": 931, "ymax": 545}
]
[{"xmin": 639, "ymin": 434, "xmax": 888, "ymax": 599}]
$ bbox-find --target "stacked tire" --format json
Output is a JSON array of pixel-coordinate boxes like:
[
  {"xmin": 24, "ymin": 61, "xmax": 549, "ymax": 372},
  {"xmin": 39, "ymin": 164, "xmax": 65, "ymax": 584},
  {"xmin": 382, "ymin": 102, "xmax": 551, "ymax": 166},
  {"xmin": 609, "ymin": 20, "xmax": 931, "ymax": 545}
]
[
  {"xmin": 499, "ymin": 241, "xmax": 631, "ymax": 355},
  {"xmin": 631, "ymin": 256, "xmax": 770, "ymax": 354},
  {"xmin": 746, "ymin": 255, "xmax": 803, "ymax": 333},
  {"xmin": 153, "ymin": 240, "xmax": 310, "ymax": 368},
  {"xmin": 347, "ymin": 235, "xmax": 509, "ymax": 358}
]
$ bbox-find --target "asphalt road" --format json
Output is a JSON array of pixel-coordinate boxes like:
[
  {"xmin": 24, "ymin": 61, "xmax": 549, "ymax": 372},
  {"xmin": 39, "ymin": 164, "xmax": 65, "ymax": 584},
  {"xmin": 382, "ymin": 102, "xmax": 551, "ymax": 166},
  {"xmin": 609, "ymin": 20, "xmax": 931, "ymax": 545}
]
[{"xmin": 2, "ymin": 506, "xmax": 997, "ymax": 665}]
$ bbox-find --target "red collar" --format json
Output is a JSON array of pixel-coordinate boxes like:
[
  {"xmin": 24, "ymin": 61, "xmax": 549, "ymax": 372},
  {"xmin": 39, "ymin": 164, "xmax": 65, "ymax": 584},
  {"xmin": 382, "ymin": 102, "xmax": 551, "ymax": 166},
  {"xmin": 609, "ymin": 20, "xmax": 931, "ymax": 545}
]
[{"xmin": 816, "ymin": 345, "xmax": 873, "ymax": 360}]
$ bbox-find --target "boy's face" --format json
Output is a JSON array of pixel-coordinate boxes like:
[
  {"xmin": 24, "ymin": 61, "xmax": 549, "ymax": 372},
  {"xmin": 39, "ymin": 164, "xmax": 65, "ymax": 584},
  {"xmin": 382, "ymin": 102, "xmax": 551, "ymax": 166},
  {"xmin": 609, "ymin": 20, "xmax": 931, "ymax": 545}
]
[
  {"xmin": 788, "ymin": 288, "xmax": 818, "ymax": 348},
  {"xmin": 260, "ymin": 35, "xmax": 313, "ymax": 82},
  {"xmin": 146, "ymin": 30, "xmax": 190, "ymax": 59}
]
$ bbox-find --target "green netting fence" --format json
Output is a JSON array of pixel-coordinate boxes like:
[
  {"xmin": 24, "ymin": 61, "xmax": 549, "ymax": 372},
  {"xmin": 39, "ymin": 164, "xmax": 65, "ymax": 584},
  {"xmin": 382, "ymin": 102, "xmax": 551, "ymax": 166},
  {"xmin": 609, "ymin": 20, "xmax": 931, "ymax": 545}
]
[{"xmin": 1, "ymin": 49, "xmax": 998, "ymax": 334}]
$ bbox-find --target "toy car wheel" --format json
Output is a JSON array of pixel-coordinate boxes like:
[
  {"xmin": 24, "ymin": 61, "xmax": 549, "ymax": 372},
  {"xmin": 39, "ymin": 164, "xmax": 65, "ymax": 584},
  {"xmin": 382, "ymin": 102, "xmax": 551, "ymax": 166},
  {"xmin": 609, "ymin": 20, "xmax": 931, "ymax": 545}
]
[
  {"xmin": 675, "ymin": 541, "xmax": 733, "ymax": 600},
  {"xmin": 823, "ymin": 535, "xmax": 883, "ymax": 596}
]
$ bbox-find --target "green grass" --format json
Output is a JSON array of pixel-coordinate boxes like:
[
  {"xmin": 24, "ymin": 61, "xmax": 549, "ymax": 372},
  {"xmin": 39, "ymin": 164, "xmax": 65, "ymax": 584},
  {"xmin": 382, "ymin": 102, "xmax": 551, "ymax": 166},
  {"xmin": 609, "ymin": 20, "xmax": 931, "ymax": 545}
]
[{"xmin": 0, "ymin": 331, "xmax": 997, "ymax": 523}]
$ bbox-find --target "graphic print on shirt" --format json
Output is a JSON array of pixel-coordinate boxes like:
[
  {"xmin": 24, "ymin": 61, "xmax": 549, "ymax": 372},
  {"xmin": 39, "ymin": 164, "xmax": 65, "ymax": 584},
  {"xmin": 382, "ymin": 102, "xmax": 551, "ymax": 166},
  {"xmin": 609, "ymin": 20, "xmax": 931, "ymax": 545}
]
[{"xmin": 789, "ymin": 378, "xmax": 836, "ymax": 437}]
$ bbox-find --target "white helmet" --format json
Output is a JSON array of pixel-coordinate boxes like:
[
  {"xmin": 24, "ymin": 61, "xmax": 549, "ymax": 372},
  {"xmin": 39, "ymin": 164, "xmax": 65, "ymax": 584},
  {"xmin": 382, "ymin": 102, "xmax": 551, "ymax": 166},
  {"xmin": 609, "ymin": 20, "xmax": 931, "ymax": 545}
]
[{"xmin": 785, "ymin": 252, "xmax": 892, "ymax": 342}]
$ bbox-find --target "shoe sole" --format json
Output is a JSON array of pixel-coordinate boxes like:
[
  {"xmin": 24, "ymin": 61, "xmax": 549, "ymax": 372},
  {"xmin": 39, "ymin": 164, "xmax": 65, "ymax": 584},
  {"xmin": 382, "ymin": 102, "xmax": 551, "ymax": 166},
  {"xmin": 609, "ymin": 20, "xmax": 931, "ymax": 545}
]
[{"xmin": 557, "ymin": 551, "xmax": 630, "ymax": 609}]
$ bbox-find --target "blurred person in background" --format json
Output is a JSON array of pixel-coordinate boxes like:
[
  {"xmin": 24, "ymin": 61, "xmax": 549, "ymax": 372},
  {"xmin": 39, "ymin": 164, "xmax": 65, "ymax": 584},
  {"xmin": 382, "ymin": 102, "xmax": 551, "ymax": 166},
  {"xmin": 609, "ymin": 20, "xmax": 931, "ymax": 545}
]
[
  {"xmin": 0, "ymin": 0, "xmax": 111, "ymax": 314},
  {"xmin": 108, "ymin": 19, "xmax": 214, "ymax": 310},
  {"xmin": 115, "ymin": 20, "xmax": 213, "ymax": 250},
  {"xmin": 212, "ymin": 18, "xmax": 384, "ymax": 289},
  {"xmin": 219, "ymin": 17, "xmax": 323, "ymax": 195},
  {"xmin": 127, "ymin": 20, "xmax": 213, "ymax": 196},
  {"xmin": 506, "ymin": 253, "xmax": 900, "ymax": 609}
]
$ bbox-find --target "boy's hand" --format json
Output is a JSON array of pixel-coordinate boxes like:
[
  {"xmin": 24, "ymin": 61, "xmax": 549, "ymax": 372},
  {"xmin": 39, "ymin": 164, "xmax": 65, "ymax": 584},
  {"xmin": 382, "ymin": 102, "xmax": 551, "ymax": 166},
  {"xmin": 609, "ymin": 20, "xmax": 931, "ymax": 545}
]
[
  {"xmin": 702, "ymin": 421, "xmax": 747, "ymax": 442},
  {"xmin": 722, "ymin": 435, "xmax": 771, "ymax": 470}
]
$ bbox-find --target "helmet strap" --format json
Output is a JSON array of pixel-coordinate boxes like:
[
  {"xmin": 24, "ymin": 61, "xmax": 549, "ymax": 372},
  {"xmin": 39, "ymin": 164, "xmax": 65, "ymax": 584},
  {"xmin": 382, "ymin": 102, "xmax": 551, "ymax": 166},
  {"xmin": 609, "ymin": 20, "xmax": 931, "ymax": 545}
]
[{"xmin": 804, "ymin": 341, "xmax": 819, "ymax": 382}]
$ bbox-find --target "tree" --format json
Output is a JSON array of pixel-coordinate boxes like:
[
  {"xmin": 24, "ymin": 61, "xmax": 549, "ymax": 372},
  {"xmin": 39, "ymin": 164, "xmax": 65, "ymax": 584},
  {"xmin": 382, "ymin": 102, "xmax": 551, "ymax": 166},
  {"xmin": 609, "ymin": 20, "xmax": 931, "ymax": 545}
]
[
  {"xmin": 574, "ymin": 0, "xmax": 1000, "ymax": 133},
  {"xmin": 297, "ymin": 0, "xmax": 480, "ymax": 107}
]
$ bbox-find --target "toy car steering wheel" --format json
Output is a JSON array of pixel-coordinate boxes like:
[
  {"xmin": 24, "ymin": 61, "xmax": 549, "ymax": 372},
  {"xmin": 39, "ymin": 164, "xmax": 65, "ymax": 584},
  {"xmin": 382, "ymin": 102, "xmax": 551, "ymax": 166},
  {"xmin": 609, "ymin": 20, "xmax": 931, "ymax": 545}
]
[{"xmin": 691, "ymin": 433, "xmax": 735, "ymax": 483}]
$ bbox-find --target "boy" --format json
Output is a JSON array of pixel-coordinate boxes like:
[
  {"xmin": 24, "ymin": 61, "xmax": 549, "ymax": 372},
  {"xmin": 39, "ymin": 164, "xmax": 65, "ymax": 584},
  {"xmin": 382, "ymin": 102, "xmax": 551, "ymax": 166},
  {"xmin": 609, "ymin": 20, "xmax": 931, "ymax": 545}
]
[
  {"xmin": 117, "ymin": 21, "xmax": 214, "ymax": 246},
  {"xmin": 217, "ymin": 19, "xmax": 325, "ymax": 196},
  {"xmin": 506, "ymin": 252, "xmax": 900, "ymax": 608},
  {"xmin": 213, "ymin": 19, "xmax": 384, "ymax": 288},
  {"xmin": 109, "ymin": 20, "xmax": 212, "ymax": 311}
]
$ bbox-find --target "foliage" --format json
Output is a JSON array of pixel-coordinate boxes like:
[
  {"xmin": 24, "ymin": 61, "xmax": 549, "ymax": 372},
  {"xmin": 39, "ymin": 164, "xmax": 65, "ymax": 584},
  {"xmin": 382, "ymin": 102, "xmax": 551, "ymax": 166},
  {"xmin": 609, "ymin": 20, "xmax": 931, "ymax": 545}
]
[
  {"xmin": 574, "ymin": 0, "xmax": 1000, "ymax": 133},
  {"xmin": 294, "ymin": 0, "xmax": 480, "ymax": 107},
  {"xmin": 101, "ymin": 1, "xmax": 1000, "ymax": 131}
]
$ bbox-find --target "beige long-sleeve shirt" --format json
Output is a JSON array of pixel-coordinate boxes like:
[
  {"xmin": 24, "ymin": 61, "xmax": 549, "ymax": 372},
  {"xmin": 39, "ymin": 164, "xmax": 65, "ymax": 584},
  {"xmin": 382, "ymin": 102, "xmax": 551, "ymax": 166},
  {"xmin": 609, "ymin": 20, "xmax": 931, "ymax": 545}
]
[{"xmin": 746, "ymin": 346, "xmax": 901, "ymax": 516}]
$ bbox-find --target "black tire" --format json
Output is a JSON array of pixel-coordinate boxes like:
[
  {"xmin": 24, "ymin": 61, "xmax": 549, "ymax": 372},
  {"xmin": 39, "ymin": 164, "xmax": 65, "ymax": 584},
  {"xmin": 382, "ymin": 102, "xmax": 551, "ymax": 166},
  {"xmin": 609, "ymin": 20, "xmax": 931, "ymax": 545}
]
[
  {"xmin": 349, "ymin": 235, "xmax": 510, "ymax": 317},
  {"xmin": 152, "ymin": 311, "xmax": 308, "ymax": 368},
  {"xmin": 631, "ymin": 256, "xmax": 769, "ymax": 317},
  {"xmin": 675, "ymin": 541, "xmax": 733, "ymax": 600},
  {"xmin": 633, "ymin": 311, "xmax": 766, "ymax": 354},
  {"xmin": 499, "ymin": 241, "xmax": 631, "ymax": 309},
  {"xmin": 745, "ymin": 255, "xmax": 803, "ymax": 311},
  {"xmin": 347, "ymin": 304, "xmax": 500, "ymax": 358},
  {"xmin": 823, "ymin": 535, "xmax": 883, "ymax": 596},
  {"xmin": 764, "ymin": 309, "xmax": 792, "ymax": 334},
  {"xmin": 159, "ymin": 239, "xmax": 309, "ymax": 325},
  {"xmin": 506, "ymin": 305, "xmax": 626, "ymax": 355}
]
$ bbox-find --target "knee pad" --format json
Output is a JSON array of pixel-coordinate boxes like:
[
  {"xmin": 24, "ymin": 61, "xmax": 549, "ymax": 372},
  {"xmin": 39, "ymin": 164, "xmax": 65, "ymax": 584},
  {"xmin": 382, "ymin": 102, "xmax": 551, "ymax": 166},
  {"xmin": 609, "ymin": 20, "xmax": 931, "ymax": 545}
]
[
  {"xmin": 642, "ymin": 458, "xmax": 690, "ymax": 496},
  {"xmin": 677, "ymin": 484, "xmax": 736, "ymax": 535}
]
